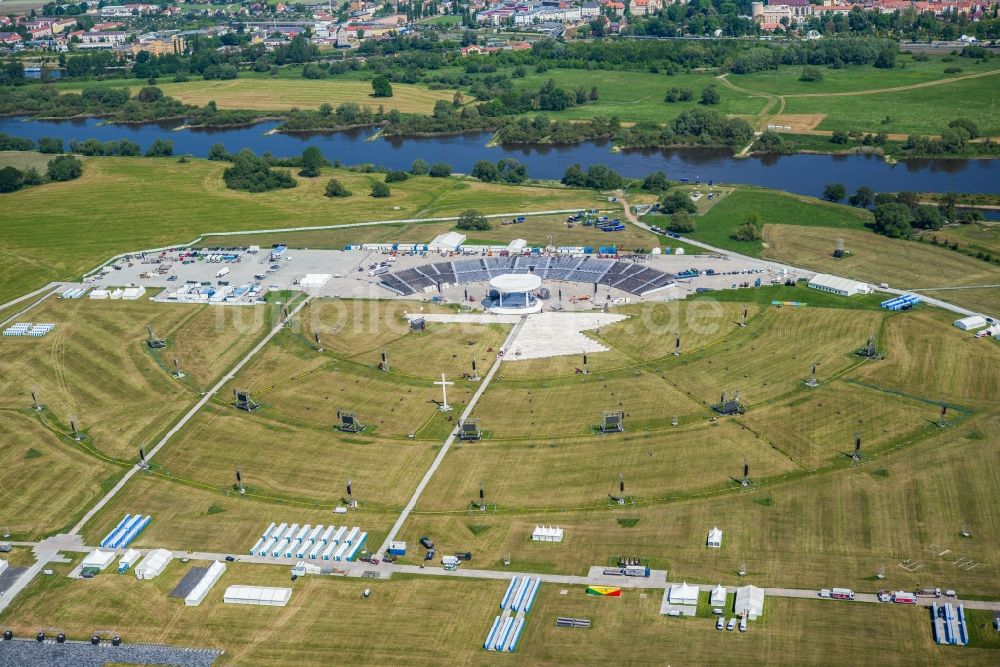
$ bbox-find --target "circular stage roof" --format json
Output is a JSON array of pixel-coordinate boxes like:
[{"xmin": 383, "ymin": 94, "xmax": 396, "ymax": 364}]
[{"xmin": 489, "ymin": 273, "xmax": 541, "ymax": 292}]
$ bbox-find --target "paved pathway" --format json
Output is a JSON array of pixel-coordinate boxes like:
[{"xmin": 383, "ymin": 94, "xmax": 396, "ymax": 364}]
[
  {"xmin": 0, "ymin": 283, "xmax": 64, "ymax": 328},
  {"xmin": 374, "ymin": 316, "xmax": 528, "ymax": 558}
]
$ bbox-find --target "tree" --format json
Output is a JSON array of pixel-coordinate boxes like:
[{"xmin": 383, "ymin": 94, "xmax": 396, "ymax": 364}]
[
  {"xmin": 668, "ymin": 210, "xmax": 696, "ymax": 233},
  {"xmin": 410, "ymin": 159, "xmax": 429, "ymax": 175},
  {"xmin": 822, "ymin": 183, "xmax": 846, "ymax": 203},
  {"xmin": 659, "ymin": 190, "xmax": 697, "ymax": 214},
  {"xmin": 37, "ymin": 137, "xmax": 63, "ymax": 154},
  {"xmin": 456, "ymin": 209, "xmax": 490, "ymax": 231},
  {"xmin": 135, "ymin": 86, "xmax": 164, "ymax": 103},
  {"xmin": 873, "ymin": 202, "xmax": 913, "ymax": 238},
  {"xmin": 471, "ymin": 160, "xmax": 501, "ymax": 182},
  {"xmin": 371, "ymin": 75, "xmax": 393, "ymax": 98},
  {"xmin": 298, "ymin": 146, "xmax": 326, "ymax": 177},
  {"xmin": 664, "ymin": 87, "xmax": 693, "ymax": 103},
  {"xmin": 641, "ymin": 171, "xmax": 670, "ymax": 193},
  {"xmin": 429, "ymin": 162, "xmax": 452, "ymax": 177},
  {"xmin": 799, "ymin": 66, "xmax": 824, "ymax": 82},
  {"xmin": 753, "ymin": 130, "xmax": 782, "ymax": 152},
  {"xmin": 0, "ymin": 166, "xmax": 23, "ymax": 193},
  {"xmin": 371, "ymin": 181, "xmax": 390, "ymax": 198},
  {"xmin": 830, "ymin": 130, "xmax": 850, "ymax": 145},
  {"xmin": 497, "ymin": 158, "xmax": 527, "ymax": 184},
  {"xmin": 145, "ymin": 138, "xmax": 173, "ymax": 157},
  {"xmin": 325, "ymin": 178, "xmax": 351, "ymax": 197},
  {"xmin": 699, "ymin": 85, "xmax": 720, "ymax": 105},
  {"xmin": 589, "ymin": 86, "xmax": 599, "ymax": 101},
  {"xmin": 385, "ymin": 170, "xmax": 409, "ymax": 183},
  {"xmin": 848, "ymin": 186, "xmax": 875, "ymax": 209},
  {"xmin": 561, "ymin": 164, "xmax": 586, "ymax": 187},
  {"xmin": 948, "ymin": 118, "xmax": 979, "ymax": 139},
  {"xmin": 222, "ymin": 149, "xmax": 296, "ymax": 192},
  {"xmin": 730, "ymin": 216, "xmax": 763, "ymax": 242},
  {"xmin": 584, "ymin": 164, "xmax": 623, "ymax": 190},
  {"xmin": 46, "ymin": 154, "xmax": 83, "ymax": 182},
  {"xmin": 208, "ymin": 143, "xmax": 230, "ymax": 161},
  {"xmin": 912, "ymin": 206, "xmax": 943, "ymax": 230}
]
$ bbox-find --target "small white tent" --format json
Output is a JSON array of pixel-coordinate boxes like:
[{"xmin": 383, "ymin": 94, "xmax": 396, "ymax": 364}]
[
  {"xmin": 135, "ymin": 548, "xmax": 172, "ymax": 580},
  {"xmin": 710, "ymin": 584, "xmax": 727, "ymax": 607},
  {"xmin": 531, "ymin": 526, "xmax": 564, "ymax": 543},
  {"xmin": 707, "ymin": 527, "xmax": 723, "ymax": 548},
  {"xmin": 735, "ymin": 585, "xmax": 766, "ymax": 620},
  {"xmin": 668, "ymin": 582, "xmax": 699, "ymax": 606}
]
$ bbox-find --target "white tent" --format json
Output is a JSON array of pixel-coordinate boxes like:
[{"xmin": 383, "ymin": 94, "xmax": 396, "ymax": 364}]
[
  {"xmin": 668, "ymin": 582, "xmax": 699, "ymax": 606},
  {"xmin": 954, "ymin": 315, "xmax": 988, "ymax": 331},
  {"xmin": 531, "ymin": 526, "xmax": 564, "ymax": 543},
  {"xmin": 134, "ymin": 548, "xmax": 172, "ymax": 580},
  {"xmin": 223, "ymin": 585, "xmax": 292, "ymax": 607},
  {"xmin": 807, "ymin": 273, "xmax": 870, "ymax": 297},
  {"xmin": 507, "ymin": 238, "xmax": 527, "ymax": 254},
  {"xmin": 707, "ymin": 527, "xmax": 723, "ymax": 548},
  {"xmin": 429, "ymin": 232, "xmax": 466, "ymax": 252},
  {"xmin": 710, "ymin": 585, "xmax": 727, "ymax": 607},
  {"xmin": 118, "ymin": 548, "xmax": 141, "ymax": 572},
  {"xmin": 81, "ymin": 549, "xmax": 116, "ymax": 571},
  {"xmin": 185, "ymin": 560, "xmax": 226, "ymax": 607},
  {"xmin": 0, "ymin": 559, "xmax": 7, "ymax": 576},
  {"xmin": 121, "ymin": 286, "xmax": 146, "ymax": 300},
  {"xmin": 734, "ymin": 585, "xmax": 765, "ymax": 620},
  {"xmin": 299, "ymin": 274, "xmax": 332, "ymax": 290}
]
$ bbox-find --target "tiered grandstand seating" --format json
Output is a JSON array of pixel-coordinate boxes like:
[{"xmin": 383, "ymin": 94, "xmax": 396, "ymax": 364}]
[{"xmin": 380, "ymin": 257, "xmax": 675, "ymax": 296}]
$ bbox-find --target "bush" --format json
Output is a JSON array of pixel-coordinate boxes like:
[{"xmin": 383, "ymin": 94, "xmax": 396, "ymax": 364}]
[
  {"xmin": 948, "ymin": 118, "xmax": 978, "ymax": 139},
  {"xmin": 0, "ymin": 166, "xmax": 24, "ymax": 193},
  {"xmin": 799, "ymin": 66, "xmax": 824, "ymax": 82},
  {"xmin": 456, "ymin": 209, "xmax": 490, "ymax": 231},
  {"xmin": 429, "ymin": 161, "xmax": 452, "ymax": 177},
  {"xmin": 324, "ymin": 178, "xmax": 351, "ymax": 197},
  {"xmin": 203, "ymin": 64, "xmax": 238, "ymax": 80},
  {"xmin": 699, "ymin": 85, "xmax": 720, "ymax": 105},
  {"xmin": 822, "ymin": 183, "xmax": 846, "ymax": 203},
  {"xmin": 385, "ymin": 169, "xmax": 409, "ymax": 183},
  {"xmin": 410, "ymin": 159, "xmax": 429, "ymax": 175},
  {"xmin": 37, "ymin": 137, "xmax": 64, "ymax": 154},
  {"xmin": 46, "ymin": 154, "xmax": 83, "ymax": 182},
  {"xmin": 145, "ymin": 138, "xmax": 174, "ymax": 157},
  {"xmin": 873, "ymin": 202, "xmax": 912, "ymax": 238},
  {"xmin": 943, "ymin": 67, "xmax": 962, "ymax": 74},
  {"xmin": 640, "ymin": 171, "xmax": 670, "ymax": 193},
  {"xmin": 830, "ymin": 130, "xmax": 850, "ymax": 145},
  {"xmin": 664, "ymin": 87, "xmax": 693, "ymax": 103},
  {"xmin": 222, "ymin": 149, "xmax": 296, "ymax": 192},
  {"xmin": 659, "ymin": 190, "xmax": 697, "ymax": 214},
  {"xmin": 298, "ymin": 146, "xmax": 326, "ymax": 177},
  {"xmin": 730, "ymin": 219, "xmax": 762, "ymax": 242},
  {"xmin": 207, "ymin": 143, "xmax": 231, "ymax": 161},
  {"xmin": 371, "ymin": 181, "xmax": 390, "ymax": 197},
  {"xmin": 667, "ymin": 211, "xmax": 696, "ymax": 233}
]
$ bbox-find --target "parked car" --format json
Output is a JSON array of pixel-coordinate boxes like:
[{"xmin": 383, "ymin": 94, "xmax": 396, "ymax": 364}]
[
  {"xmin": 716, "ymin": 617, "xmax": 725, "ymax": 631},
  {"xmin": 224, "ymin": 556, "xmax": 236, "ymax": 562},
  {"xmin": 726, "ymin": 618, "xmax": 737, "ymax": 631},
  {"xmin": 424, "ymin": 549, "xmax": 435, "ymax": 561},
  {"xmin": 739, "ymin": 617, "xmax": 748, "ymax": 632},
  {"xmin": 419, "ymin": 536, "xmax": 434, "ymax": 549}
]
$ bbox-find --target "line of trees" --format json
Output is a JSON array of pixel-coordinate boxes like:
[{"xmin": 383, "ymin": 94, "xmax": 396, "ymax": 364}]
[{"xmin": 0, "ymin": 154, "xmax": 83, "ymax": 194}]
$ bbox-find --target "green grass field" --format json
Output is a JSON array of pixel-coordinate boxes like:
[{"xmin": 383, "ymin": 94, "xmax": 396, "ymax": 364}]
[
  {"xmin": 0, "ymin": 149, "xmax": 51, "ymax": 172},
  {"xmin": 0, "ymin": 156, "xmax": 602, "ymax": 305},
  {"xmin": 60, "ymin": 76, "xmax": 457, "ymax": 114},
  {"xmin": 780, "ymin": 70, "xmax": 1000, "ymax": 136},
  {"xmin": 513, "ymin": 68, "xmax": 767, "ymax": 124}
]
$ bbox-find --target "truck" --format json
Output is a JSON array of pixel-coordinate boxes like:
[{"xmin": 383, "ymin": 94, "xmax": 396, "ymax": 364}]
[
  {"xmin": 216, "ymin": 267, "xmax": 230, "ymax": 278},
  {"xmin": 915, "ymin": 587, "xmax": 942, "ymax": 598},
  {"xmin": 624, "ymin": 564, "xmax": 651, "ymax": 578},
  {"xmin": 830, "ymin": 588, "xmax": 855, "ymax": 601},
  {"xmin": 442, "ymin": 555, "xmax": 459, "ymax": 571},
  {"xmin": 0, "ymin": 542, "xmax": 11, "ymax": 553},
  {"xmin": 892, "ymin": 591, "xmax": 918, "ymax": 604}
]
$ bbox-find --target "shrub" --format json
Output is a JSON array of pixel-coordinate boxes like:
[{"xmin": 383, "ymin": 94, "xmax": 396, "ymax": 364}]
[
  {"xmin": 429, "ymin": 161, "xmax": 452, "ymax": 177},
  {"xmin": 371, "ymin": 181, "xmax": 390, "ymax": 197},
  {"xmin": 799, "ymin": 66, "xmax": 824, "ymax": 82},
  {"xmin": 385, "ymin": 170, "xmax": 409, "ymax": 183},
  {"xmin": 46, "ymin": 154, "xmax": 83, "ymax": 182},
  {"xmin": 456, "ymin": 209, "xmax": 490, "ymax": 231},
  {"xmin": 668, "ymin": 211, "xmax": 696, "ymax": 233},
  {"xmin": 222, "ymin": 149, "xmax": 296, "ymax": 192},
  {"xmin": 324, "ymin": 178, "xmax": 351, "ymax": 197}
]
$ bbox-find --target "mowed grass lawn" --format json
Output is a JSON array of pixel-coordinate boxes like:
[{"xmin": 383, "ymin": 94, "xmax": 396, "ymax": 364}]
[
  {"xmin": 415, "ymin": 419, "xmax": 797, "ymax": 512},
  {"xmin": 63, "ymin": 76, "xmax": 457, "ymax": 113},
  {"xmin": 4, "ymin": 557, "xmax": 988, "ymax": 666},
  {"xmin": 0, "ymin": 298, "xmax": 272, "ymax": 460},
  {"xmin": 732, "ymin": 55, "xmax": 1000, "ymax": 96},
  {"xmin": 0, "ymin": 149, "xmax": 51, "ymax": 172},
  {"xmin": 781, "ymin": 69, "xmax": 1000, "ymax": 136},
  {"xmin": 674, "ymin": 185, "xmax": 872, "ymax": 257},
  {"xmin": 402, "ymin": 412, "xmax": 1000, "ymax": 594},
  {"xmin": 0, "ymin": 156, "xmax": 601, "ymax": 304},
  {"xmin": 0, "ymin": 411, "xmax": 116, "ymax": 539},
  {"xmin": 762, "ymin": 224, "xmax": 1000, "ymax": 292},
  {"xmin": 514, "ymin": 68, "xmax": 767, "ymax": 123}
]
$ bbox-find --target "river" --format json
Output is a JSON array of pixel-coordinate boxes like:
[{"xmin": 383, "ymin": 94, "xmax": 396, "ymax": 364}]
[{"xmin": 2, "ymin": 116, "xmax": 998, "ymax": 199}]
